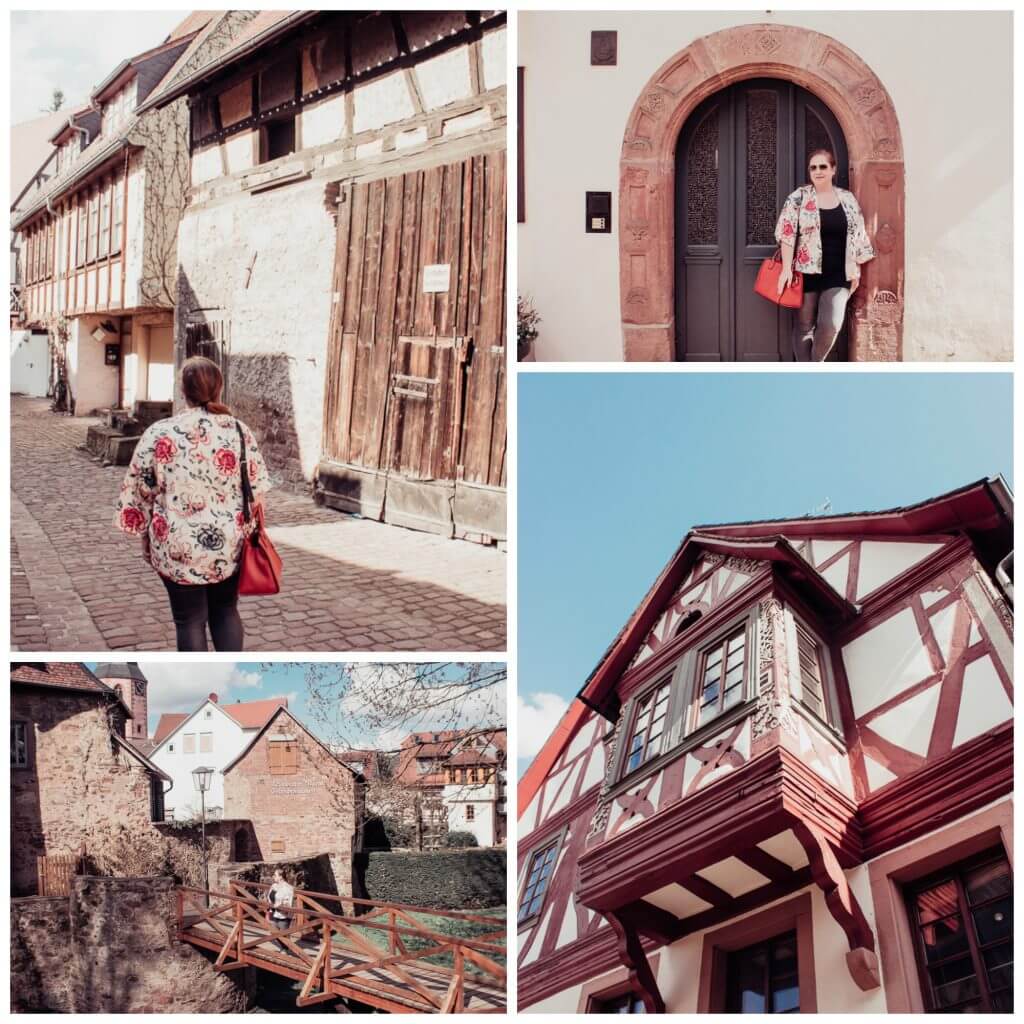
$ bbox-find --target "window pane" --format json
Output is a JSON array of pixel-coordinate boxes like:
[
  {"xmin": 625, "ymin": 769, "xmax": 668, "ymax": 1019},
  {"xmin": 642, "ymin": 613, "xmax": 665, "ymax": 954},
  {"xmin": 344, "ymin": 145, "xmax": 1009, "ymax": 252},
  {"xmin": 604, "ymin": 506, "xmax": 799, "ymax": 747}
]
[
  {"xmin": 727, "ymin": 632, "xmax": 745, "ymax": 652},
  {"xmin": 990, "ymin": 990, "xmax": 1013, "ymax": 1012},
  {"xmin": 920, "ymin": 913, "xmax": 969, "ymax": 964},
  {"xmin": 725, "ymin": 664, "xmax": 744, "ymax": 686},
  {"xmin": 773, "ymin": 981, "xmax": 799, "ymax": 1013},
  {"xmin": 929, "ymin": 958, "xmax": 979, "ymax": 1009},
  {"xmin": 723, "ymin": 685, "xmax": 743, "ymax": 709},
  {"xmin": 916, "ymin": 881, "xmax": 959, "ymax": 924},
  {"xmin": 706, "ymin": 647, "xmax": 723, "ymax": 668},
  {"xmin": 983, "ymin": 944, "xmax": 1013, "ymax": 992},
  {"xmin": 965, "ymin": 861, "xmax": 1012, "ymax": 906},
  {"xmin": 971, "ymin": 897, "xmax": 1011, "ymax": 945}
]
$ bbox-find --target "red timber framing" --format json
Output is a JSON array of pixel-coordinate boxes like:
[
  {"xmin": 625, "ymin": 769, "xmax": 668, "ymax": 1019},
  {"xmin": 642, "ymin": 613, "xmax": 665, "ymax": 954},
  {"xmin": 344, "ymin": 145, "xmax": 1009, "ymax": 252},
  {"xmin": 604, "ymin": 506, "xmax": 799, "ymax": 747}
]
[
  {"xmin": 518, "ymin": 478, "xmax": 1012, "ymax": 1012},
  {"xmin": 177, "ymin": 880, "xmax": 506, "ymax": 1013}
]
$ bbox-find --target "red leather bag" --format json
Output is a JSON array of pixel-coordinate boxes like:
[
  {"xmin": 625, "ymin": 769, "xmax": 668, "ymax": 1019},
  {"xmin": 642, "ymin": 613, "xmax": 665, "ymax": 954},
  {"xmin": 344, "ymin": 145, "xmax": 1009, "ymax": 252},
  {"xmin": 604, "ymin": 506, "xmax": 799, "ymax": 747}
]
[
  {"xmin": 754, "ymin": 248, "xmax": 803, "ymax": 309},
  {"xmin": 235, "ymin": 422, "xmax": 283, "ymax": 596}
]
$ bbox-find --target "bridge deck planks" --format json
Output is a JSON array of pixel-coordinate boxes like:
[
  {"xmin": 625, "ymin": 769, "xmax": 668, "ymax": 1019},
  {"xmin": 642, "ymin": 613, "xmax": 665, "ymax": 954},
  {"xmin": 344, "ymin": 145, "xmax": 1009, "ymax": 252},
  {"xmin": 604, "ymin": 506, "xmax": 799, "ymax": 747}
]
[{"xmin": 181, "ymin": 915, "xmax": 505, "ymax": 1013}]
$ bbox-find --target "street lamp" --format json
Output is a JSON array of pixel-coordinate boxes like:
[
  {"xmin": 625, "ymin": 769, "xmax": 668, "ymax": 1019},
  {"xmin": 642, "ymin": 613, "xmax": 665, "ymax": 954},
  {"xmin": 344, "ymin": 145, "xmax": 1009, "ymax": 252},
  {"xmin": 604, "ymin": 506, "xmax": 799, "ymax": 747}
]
[{"xmin": 192, "ymin": 766, "xmax": 214, "ymax": 904}]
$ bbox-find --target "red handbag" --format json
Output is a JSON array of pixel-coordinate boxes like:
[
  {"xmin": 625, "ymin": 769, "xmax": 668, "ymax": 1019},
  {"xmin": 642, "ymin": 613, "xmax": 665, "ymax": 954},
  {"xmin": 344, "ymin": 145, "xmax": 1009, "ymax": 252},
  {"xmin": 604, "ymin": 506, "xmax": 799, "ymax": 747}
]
[
  {"xmin": 754, "ymin": 248, "xmax": 803, "ymax": 309},
  {"xmin": 235, "ymin": 422, "xmax": 283, "ymax": 596}
]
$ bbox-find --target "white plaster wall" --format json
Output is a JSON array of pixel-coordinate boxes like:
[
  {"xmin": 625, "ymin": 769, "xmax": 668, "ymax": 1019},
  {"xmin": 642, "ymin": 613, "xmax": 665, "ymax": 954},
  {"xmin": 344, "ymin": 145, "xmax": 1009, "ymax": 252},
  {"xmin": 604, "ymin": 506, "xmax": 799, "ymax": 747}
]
[
  {"xmin": 302, "ymin": 93, "xmax": 346, "ymax": 149},
  {"xmin": 518, "ymin": 11, "xmax": 1012, "ymax": 361},
  {"xmin": 10, "ymin": 330, "xmax": 50, "ymax": 397},
  {"xmin": 480, "ymin": 26, "xmax": 507, "ymax": 92},
  {"xmin": 224, "ymin": 131, "xmax": 254, "ymax": 177},
  {"xmin": 177, "ymin": 175, "xmax": 335, "ymax": 480},
  {"xmin": 68, "ymin": 315, "xmax": 118, "ymax": 415},
  {"xmin": 353, "ymin": 71, "xmax": 416, "ymax": 133},
  {"xmin": 151, "ymin": 701, "xmax": 255, "ymax": 820},
  {"xmin": 123, "ymin": 156, "xmax": 146, "ymax": 310},
  {"xmin": 415, "ymin": 47, "xmax": 474, "ymax": 109}
]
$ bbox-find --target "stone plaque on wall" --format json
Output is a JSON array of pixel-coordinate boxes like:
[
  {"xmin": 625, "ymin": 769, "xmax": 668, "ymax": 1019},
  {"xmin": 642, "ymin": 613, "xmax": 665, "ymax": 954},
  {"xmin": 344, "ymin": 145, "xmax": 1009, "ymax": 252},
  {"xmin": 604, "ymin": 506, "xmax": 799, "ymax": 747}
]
[{"xmin": 591, "ymin": 31, "xmax": 617, "ymax": 66}]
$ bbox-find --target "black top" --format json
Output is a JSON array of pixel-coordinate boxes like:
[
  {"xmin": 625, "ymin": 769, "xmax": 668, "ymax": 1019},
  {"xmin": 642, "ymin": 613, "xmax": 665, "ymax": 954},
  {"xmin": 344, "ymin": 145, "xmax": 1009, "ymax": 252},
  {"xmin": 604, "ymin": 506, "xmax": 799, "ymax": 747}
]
[{"xmin": 804, "ymin": 203, "xmax": 849, "ymax": 292}]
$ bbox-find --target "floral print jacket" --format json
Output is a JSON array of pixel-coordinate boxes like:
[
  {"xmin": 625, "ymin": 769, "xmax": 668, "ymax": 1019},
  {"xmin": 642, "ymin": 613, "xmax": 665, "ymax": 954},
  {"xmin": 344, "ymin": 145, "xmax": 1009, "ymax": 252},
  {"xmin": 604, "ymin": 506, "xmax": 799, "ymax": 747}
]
[
  {"xmin": 774, "ymin": 185, "xmax": 875, "ymax": 280},
  {"xmin": 115, "ymin": 408, "xmax": 271, "ymax": 585}
]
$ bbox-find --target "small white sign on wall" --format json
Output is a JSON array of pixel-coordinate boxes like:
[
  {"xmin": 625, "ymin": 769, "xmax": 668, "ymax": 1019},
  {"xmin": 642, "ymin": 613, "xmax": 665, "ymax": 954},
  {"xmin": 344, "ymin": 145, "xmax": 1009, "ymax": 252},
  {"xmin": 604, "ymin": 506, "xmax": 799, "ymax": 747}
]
[{"xmin": 423, "ymin": 263, "xmax": 451, "ymax": 293}]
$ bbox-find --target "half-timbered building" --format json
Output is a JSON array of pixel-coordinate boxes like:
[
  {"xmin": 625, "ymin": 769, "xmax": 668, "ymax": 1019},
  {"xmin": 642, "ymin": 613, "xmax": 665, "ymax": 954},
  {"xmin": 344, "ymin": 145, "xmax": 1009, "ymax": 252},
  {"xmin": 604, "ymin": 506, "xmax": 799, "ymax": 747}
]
[
  {"xmin": 517, "ymin": 478, "xmax": 1013, "ymax": 1013},
  {"xmin": 10, "ymin": 13, "xmax": 223, "ymax": 416},
  {"xmin": 140, "ymin": 10, "xmax": 507, "ymax": 539}
]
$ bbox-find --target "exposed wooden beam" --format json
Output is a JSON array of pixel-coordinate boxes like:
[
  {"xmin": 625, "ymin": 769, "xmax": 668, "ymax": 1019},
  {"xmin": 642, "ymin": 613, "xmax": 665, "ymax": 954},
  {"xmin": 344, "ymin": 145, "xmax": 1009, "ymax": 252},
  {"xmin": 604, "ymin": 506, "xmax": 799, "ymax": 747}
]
[
  {"xmin": 679, "ymin": 873, "xmax": 732, "ymax": 907},
  {"xmin": 606, "ymin": 910, "xmax": 666, "ymax": 1013},
  {"xmin": 737, "ymin": 845, "xmax": 795, "ymax": 884},
  {"xmin": 621, "ymin": 899, "xmax": 680, "ymax": 945}
]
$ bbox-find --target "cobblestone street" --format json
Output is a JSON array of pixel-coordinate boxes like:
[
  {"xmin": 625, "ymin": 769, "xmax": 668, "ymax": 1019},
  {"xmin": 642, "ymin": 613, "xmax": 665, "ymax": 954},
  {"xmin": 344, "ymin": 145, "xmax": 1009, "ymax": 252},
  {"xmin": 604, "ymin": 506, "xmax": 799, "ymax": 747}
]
[{"xmin": 11, "ymin": 396, "xmax": 506, "ymax": 652}]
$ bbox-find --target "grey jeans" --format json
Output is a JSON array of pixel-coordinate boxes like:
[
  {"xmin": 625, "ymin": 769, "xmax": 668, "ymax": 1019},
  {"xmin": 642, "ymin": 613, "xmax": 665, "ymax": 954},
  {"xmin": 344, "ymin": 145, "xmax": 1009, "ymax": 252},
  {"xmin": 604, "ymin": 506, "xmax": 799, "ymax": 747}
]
[{"xmin": 793, "ymin": 287, "xmax": 850, "ymax": 362}]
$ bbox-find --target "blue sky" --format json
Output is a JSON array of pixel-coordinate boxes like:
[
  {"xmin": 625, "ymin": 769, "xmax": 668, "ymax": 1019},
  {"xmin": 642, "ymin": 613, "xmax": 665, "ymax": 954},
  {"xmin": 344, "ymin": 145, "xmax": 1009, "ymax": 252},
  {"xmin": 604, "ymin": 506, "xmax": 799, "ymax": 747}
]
[
  {"xmin": 86, "ymin": 662, "xmax": 505, "ymax": 753},
  {"xmin": 516, "ymin": 372, "xmax": 1012, "ymax": 772}
]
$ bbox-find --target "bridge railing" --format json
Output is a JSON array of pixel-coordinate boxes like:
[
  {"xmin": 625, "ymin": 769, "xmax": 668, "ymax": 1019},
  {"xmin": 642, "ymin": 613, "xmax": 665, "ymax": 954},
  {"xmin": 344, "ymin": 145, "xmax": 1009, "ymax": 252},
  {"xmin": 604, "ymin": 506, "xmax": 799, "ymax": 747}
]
[{"xmin": 176, "ymin": 883, "xmax": 505, "ymax": 1013}]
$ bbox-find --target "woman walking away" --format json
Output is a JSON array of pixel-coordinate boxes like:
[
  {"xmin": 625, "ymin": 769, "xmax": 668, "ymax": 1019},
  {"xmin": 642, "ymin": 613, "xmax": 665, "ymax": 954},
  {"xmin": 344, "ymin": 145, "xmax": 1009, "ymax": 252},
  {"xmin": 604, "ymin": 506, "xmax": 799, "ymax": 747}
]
[
  {"xmin": 115, "ymin": 356, "xmax": 270, "ymax": 651},
  {"xmin": 774, "ymin": 148, "xmax": 875, "ymax": 361}
]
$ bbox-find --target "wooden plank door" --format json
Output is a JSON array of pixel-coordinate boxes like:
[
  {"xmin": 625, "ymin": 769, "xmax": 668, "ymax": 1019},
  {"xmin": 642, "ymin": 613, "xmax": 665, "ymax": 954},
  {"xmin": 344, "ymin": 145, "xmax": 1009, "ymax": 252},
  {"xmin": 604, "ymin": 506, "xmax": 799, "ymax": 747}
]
[{"xmin": 320, "ymin": 149, "xmax": 506, "ymax": 539}]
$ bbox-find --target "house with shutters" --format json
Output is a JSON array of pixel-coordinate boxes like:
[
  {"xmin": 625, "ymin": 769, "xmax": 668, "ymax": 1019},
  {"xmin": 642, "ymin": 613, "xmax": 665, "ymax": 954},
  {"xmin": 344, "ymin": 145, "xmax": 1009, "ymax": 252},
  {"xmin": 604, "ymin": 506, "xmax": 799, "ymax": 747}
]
[
  {"xmin": 137, "ymin": 10, "xmax": 507, "ymax": 540},
  {"xmin": 10, "ymin": 662, "xmax": 171, "ymax": 896},
  {"xmin": 221, "ymin": 705, "xmax": 365, "ymax": 891},
  {"xmin": 148, "ymin": 692, "xmax": 288, "ymax": 820},
  {"xmin": 517, "ymin": 478, "xmax": 1013, "ymax": 1014},
  {"xmin": 10, "ymin": 13, "xmax": 222, "ymax": 417}
]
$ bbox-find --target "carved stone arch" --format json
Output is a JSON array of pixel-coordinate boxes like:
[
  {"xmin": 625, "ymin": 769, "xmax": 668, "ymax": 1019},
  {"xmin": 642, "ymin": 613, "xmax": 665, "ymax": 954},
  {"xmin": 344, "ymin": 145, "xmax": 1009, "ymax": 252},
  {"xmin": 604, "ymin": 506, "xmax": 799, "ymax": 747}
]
[{"xmin": 619, "ymin": 23, "xmax": 905, "ymax": 362}]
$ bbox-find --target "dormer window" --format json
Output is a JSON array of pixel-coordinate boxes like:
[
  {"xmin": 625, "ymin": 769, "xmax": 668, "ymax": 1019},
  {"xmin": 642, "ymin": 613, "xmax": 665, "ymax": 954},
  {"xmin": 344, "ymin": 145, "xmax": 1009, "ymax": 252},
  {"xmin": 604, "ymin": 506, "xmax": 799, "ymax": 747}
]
[
  {"xmin": 694, "ymin": 626, "xmax": 748, "ymax": 729},
  {"xmin": 624, "ymin": 678, "xmax": 672, "ymax": 773}
]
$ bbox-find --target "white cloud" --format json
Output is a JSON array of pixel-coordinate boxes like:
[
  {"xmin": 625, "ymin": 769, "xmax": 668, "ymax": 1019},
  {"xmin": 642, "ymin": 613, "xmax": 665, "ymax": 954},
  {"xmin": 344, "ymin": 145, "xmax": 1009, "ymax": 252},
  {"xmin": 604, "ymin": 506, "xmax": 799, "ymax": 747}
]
[
  {"xmin": 10, "ymin": 11, "xmax": 189, "ymax": 123},
  {"xmin": 138, "ymin": 662, "xmax": 265, "ymax": 722},
  {"xmin": 517, "ymin": 692, "xmax": 570, "ymax": 759}
]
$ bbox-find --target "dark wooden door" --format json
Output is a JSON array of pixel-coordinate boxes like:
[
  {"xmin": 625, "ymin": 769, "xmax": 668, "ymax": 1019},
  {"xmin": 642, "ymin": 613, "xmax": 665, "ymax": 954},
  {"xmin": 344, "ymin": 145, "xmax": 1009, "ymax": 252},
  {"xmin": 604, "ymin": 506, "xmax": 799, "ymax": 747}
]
[
  {"xmin": 320, "ymin": 150, "xmax": 506, "ymax": 539},
  {"xmin": 675, "ymin": 80, "xmax": 849, "ymax": 361}
]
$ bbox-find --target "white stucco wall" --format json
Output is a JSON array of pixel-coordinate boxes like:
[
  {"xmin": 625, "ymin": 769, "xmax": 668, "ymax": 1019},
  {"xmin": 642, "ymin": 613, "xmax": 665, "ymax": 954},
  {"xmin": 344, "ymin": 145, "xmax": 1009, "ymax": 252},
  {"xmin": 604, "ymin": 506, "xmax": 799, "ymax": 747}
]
[
  {"xmin": 177, "ymin": 176, "xmax": 335, "ymax": 480},
  {"xmin": 151, "ymin": 700, "xmax": 257, "ymax": 820},
  {"xmin": 443, "ymin": 783, "xmax": 497, "ymax": 846},
  {"xmin": 518, "ymin": 11, "xmax": 1012, "ymax": 361},
  {"xmin": 67, "ymin": 315, "xmax": 119, "ymax": 414},
  {"xmin": 10, "ymin": 330, "xmax": 50, "ymax": 397},
  {"xmin": 122, "ymin": 154, "xmax": 146, "ymax": 310}
]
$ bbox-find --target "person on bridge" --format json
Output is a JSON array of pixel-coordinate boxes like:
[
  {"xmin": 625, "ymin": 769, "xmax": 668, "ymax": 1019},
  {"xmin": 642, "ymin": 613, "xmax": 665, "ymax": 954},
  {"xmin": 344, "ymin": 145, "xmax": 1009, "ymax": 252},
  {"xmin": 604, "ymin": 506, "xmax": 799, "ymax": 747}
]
[
  {"xmin": 114, "ymin": 356, "xmax": 271, "ymax": 652},
  {"xmin": 267, "ymin": 869, "xmax": 296, "ymax": 950}
]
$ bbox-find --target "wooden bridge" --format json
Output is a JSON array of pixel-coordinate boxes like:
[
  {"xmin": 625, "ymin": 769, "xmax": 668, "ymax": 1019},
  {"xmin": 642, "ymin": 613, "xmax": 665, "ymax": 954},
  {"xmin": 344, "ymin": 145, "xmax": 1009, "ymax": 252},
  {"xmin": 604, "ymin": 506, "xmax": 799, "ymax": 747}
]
[{"xmin": 177, "ymin": 880, "xmax": 506, "ymax": 1013}]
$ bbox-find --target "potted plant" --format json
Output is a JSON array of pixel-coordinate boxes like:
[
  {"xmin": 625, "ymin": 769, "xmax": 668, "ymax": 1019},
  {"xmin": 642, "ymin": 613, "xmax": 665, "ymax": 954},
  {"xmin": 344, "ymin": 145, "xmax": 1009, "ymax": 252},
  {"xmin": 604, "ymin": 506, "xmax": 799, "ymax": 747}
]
[{"xmin": 517, "ymin": 295, "xmax": 541, "ymax": 361}]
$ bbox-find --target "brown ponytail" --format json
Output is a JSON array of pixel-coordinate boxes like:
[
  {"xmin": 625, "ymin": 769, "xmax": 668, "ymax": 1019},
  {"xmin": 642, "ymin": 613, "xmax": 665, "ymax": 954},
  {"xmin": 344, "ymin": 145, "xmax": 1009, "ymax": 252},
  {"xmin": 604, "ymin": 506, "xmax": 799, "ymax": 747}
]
[{"xmin": 181, "ymin": 356, "xmax": 231, "ymax": 415}]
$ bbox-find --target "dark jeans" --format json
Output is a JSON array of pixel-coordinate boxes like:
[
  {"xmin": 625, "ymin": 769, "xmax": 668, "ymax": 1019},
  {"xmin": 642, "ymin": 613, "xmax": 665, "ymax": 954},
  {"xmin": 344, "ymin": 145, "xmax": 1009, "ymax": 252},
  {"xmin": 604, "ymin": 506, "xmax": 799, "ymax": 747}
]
[{"xmin": 160, "ymin": 572, "xmax": 243, "ymax": 652}]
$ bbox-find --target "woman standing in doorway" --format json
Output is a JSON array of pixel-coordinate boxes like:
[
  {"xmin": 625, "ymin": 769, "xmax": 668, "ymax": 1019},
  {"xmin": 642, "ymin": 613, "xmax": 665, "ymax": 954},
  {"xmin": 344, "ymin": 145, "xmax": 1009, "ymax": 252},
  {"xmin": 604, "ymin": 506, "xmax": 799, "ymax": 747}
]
[
  {"xmin": 114, "ymin": 356, "xmax": 271, "ymax": 651},
  {"xmin": 774, "ymin": 149, "xmax": 875, "ymax": 361}
]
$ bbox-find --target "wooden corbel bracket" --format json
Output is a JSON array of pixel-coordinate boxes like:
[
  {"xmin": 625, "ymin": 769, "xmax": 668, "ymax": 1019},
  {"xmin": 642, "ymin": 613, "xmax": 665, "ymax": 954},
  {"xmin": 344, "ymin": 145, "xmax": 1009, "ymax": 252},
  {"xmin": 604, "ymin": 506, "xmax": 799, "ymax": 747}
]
[
  {"xmin": 792, "ymin": 820, "xmax": 881, "ymax": 991},
  {"xmin": 605, "ymin": 909, "xmax": 666, "ymax": 1013}
]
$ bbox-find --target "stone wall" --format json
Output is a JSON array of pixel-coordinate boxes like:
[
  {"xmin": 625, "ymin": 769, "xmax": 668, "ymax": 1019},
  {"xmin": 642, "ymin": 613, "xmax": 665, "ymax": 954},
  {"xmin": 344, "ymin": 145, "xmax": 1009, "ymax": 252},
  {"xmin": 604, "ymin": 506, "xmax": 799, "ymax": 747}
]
[
  {"xmin": 11, "ymin": 687, "xmax": 153, "ymax": 896},
  {"xmin": 11, "ymin": 877, "xmax": 248, "ymax": 1013},
  {"xmin": 11, "ymin": 896, "xmax": 74, "ymax": 1012},
  {"xmin": 222, "ymin": 711, "xmax": 363, "ymax": 893}
]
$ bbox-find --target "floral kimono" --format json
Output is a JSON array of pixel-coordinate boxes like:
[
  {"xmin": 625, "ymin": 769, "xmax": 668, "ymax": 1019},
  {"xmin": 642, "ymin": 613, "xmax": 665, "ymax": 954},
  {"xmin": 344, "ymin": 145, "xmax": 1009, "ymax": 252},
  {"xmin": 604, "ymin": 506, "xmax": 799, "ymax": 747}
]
[
  {"xmin": 774, "ymin": 185, "xmax": 874, "ymax": 281},
  {"xmin": 115, "ymin": 408, "xmax": 270, "ymax": 585}
]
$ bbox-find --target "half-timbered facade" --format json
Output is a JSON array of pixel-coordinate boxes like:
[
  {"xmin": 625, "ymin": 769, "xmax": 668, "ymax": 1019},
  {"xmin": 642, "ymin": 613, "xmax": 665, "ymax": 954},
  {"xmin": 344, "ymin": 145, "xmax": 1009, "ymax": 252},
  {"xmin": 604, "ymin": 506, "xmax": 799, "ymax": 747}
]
[
  {"xmin": 141, "ymin": 10, "xmax": 507, "ymax": 539},
  {"xmin": 517, "ymin": 478, "xmax": 1013, "ymax": 1013},
  {"xmin": 10, "ymin": 14, "xmax": 217, "ymax": 415}
]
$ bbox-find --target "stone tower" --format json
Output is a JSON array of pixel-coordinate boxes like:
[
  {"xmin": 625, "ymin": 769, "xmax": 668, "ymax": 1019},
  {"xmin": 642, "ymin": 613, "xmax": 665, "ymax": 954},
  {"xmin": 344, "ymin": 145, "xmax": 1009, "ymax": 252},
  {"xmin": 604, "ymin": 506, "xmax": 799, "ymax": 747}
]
[{"xmin": 95, "ymin": 663, "xmax": 149, "ymax": 739}]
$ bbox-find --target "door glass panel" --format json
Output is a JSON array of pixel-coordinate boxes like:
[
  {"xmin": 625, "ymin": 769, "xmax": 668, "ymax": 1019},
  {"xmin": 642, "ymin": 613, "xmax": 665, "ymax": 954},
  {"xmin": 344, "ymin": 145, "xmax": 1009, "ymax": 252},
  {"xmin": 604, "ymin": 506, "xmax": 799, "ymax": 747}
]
[
  {"xmin": 687, "ymin": 108, "xmax": 719, "ymax": 245},
  {"xmin": 745, "ymin": 89, "xmax": 778, "ymax": 245},
  {"xmin": 804, "ymin": 107, "xmax": 833, "ymax": 172}
]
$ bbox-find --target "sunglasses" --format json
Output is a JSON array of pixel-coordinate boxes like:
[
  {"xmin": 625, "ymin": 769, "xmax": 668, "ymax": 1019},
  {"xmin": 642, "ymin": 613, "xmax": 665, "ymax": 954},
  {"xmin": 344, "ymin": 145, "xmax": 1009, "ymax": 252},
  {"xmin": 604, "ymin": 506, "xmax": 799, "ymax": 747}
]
[{"xmin": 809, "ymin": 163, "xmax": 832, "ymax": 171}]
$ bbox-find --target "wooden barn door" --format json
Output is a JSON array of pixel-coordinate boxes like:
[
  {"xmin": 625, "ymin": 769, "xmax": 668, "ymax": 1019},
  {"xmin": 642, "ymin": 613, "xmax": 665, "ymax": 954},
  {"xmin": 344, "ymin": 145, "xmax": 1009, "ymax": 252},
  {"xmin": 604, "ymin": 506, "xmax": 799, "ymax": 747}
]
[{"xmin": 320, "ymin": 150, "xmax": 506, "ymax": 540}]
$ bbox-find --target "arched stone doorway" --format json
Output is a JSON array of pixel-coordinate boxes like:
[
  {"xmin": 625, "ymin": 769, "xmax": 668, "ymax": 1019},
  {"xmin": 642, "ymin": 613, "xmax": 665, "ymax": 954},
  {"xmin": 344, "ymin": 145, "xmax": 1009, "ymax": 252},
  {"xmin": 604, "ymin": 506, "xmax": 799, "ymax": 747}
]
[{"xmin": 618, "ymin": 23, "xmax": 904, "ymax": 362}]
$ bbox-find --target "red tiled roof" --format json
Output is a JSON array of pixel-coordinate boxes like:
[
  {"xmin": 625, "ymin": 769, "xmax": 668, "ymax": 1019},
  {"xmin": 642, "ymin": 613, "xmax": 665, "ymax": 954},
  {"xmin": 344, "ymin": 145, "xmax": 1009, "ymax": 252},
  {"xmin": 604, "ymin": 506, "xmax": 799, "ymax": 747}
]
[
  {"xmin": 13, "ymin": 662, "xmax": 111, "ymax": 695},
  {"xmin": 152, "ymin": 713, "xmax": 188, "ymax": 744},
  {"xmin": 222, "ymin": 697, "xmax": 288, "ymax": 729}
]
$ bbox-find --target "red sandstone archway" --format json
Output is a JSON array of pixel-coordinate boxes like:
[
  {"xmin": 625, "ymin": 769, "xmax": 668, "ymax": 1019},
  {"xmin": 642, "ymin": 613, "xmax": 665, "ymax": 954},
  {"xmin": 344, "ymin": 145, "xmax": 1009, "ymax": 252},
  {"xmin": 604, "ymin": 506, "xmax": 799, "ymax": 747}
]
[{"xmin": 619, "ymin": 24, "xmax": 904, "ymax": 362}]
